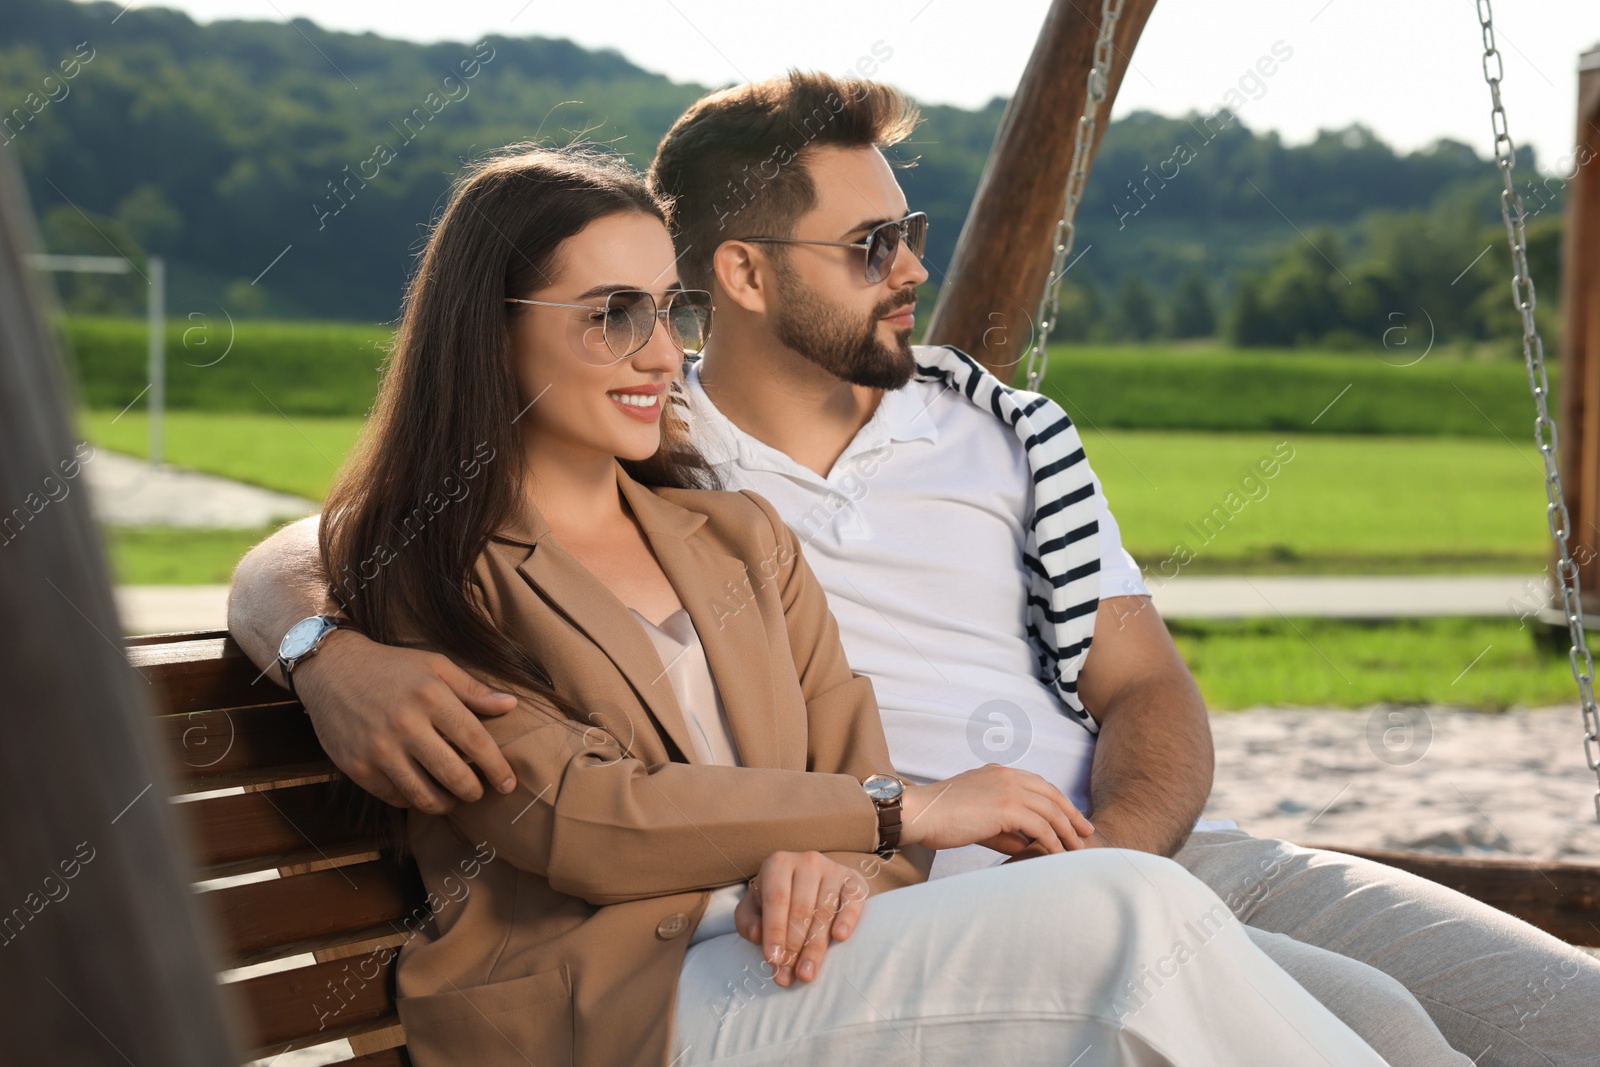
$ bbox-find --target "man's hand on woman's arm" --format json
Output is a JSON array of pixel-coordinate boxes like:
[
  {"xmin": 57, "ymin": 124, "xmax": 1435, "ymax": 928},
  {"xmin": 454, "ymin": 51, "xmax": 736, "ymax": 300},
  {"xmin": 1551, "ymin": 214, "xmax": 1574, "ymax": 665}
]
[{"xmin": 226, "ymin": 514, "xmax": 519, "ymax": 813}]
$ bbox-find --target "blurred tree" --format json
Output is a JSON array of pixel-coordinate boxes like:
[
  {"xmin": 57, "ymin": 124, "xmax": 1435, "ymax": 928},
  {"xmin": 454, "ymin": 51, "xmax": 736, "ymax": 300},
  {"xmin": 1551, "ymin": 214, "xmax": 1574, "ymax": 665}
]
[
  {"xmin": 1522, "ymin": 213, "xmax": 1564, "ymax": 307},
  {"xmin": 1257, "ymin": 224, "xmax": 1348, "ymax": 345},
  {"xmin": 223, "ymin": 278, "xmax": 269, "ymax": 316},
  {"xmin": 40, "ymin": 203, "xmax": 147, "ymax": 314},
  {"xmin": 116, "ymin": 185, "xmax": 183, "ymax": 252},
  {"xmin": 0, "ymin": 0, "xmax": 1563, "ymax": 325},
  {"xmin": 1342, "ymin": 195, "xmax": 1489, "ymax": 343},
  {"xmin": 1166, "ymin": 266, "xmax": 1216, "ymax": 339},
  {"xmin": 1228, "ymin": 274, "xmax": 1275, "ymax": 347},
  {"xmin": 1112, "ymin": 275, "xmax": 1159, "ymax": 341},
  {"xmin": 1048, "ymin": 276, "xmax": 1102, "ymax": 342}
]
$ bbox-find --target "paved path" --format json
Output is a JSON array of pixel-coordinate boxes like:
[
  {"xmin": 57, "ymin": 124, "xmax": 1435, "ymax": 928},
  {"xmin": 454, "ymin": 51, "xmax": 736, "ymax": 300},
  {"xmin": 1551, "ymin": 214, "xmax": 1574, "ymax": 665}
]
[
  {"xmin": 1146, "ymin": 573, "xmax": 1548, "ymax": 620},
  {"xmin": 87, "ymin": 451, "xmax": 317, "ymax": 528},
  {"xmin": 116, "ymin": 574, "xmax": 1556, "ymax": 635},
  {"xmin": 117, "ymin": 585, "xmax": 233, "ymax": 634}
]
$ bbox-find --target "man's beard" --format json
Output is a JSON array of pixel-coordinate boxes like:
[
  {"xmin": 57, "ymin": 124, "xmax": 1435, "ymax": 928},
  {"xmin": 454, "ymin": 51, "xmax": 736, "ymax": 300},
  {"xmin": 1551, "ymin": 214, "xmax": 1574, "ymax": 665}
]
[{"xmin": 771, "ymin": 259, "xmax": 917, "ymax": 390}]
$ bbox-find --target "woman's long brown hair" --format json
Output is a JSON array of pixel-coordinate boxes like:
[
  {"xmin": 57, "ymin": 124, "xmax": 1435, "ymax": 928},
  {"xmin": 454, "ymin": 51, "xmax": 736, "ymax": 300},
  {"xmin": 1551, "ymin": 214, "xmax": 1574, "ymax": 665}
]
[{"xmin": 319, "ymin": 145, "xmax": 716, "ymax": 821}]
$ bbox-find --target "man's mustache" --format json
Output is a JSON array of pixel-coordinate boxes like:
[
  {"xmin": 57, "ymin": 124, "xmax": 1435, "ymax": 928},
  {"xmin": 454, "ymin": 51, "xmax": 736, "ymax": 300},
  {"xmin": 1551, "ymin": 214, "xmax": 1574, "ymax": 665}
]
[{"xmin": 875, "ymin": 291, "xmax": 917, "ymax": 317}]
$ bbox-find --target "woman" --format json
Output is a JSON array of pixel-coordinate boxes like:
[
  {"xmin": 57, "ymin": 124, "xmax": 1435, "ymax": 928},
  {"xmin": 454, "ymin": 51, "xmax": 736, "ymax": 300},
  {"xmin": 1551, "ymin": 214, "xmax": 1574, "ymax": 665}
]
[{"xmin": 318, "ymin": 145, "xmax": 1391, "ymax": 1067}]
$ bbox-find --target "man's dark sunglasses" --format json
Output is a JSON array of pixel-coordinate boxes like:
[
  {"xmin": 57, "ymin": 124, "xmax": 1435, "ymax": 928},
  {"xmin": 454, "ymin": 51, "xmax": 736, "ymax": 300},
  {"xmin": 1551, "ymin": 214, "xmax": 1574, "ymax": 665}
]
[{"xmin": 741, "ymin": 212, "xmax": 928, "ymax": 284}]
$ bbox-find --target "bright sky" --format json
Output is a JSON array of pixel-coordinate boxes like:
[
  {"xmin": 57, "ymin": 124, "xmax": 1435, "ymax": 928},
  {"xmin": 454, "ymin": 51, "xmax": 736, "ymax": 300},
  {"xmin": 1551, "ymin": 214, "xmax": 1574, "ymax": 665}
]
[{"xmin": 133, "ymin": 0, "xmax": 1600, "ymax": 174}]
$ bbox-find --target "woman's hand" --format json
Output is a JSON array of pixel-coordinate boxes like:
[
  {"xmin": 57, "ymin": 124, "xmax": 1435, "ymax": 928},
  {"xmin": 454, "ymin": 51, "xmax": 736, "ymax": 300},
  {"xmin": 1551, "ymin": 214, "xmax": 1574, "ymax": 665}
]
[
  {"xmin": 735, "ymin": 851, "xmax": 870, "ymax": 988},
  {"xmin": 900, "ymin": 764, "xmax": 1095, "ymax": 855}
]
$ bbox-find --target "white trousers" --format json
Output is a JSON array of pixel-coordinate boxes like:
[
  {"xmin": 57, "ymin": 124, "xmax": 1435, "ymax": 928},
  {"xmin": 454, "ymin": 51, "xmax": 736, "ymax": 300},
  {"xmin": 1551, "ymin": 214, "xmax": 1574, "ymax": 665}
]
[
  {"xmin": 1176, "ymin": 830, "xmax": 1600, "ymax": 1066},
  {"xmin": 670, "ymin": 848, "xmax": 1391, "ymax": 1066}
]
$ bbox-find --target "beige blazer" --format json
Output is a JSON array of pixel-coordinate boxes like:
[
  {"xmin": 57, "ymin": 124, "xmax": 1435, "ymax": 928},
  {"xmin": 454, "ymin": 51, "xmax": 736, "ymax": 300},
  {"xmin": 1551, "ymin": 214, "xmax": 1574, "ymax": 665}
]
[{"xmin": 394, "ymin": 463, "xmax": 933, "ymax": 1067}]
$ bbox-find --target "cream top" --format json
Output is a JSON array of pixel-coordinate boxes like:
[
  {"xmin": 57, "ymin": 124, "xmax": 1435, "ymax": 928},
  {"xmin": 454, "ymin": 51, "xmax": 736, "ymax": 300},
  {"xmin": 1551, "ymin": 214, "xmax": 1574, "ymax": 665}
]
[
  {"xmin": 630, "ymin": 607, "xmax": 741, "ymax": 767},
  {"xmin": 629, "ymin": 606, "xmax": 747, "ymax": 946}
]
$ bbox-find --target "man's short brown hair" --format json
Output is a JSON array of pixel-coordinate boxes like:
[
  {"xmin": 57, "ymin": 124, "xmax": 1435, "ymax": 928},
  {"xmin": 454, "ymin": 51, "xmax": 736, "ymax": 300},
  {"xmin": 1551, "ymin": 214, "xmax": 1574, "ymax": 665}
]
[{"xmin": 648, "ymin": 70, "xmax": 919, "ymax": 290}]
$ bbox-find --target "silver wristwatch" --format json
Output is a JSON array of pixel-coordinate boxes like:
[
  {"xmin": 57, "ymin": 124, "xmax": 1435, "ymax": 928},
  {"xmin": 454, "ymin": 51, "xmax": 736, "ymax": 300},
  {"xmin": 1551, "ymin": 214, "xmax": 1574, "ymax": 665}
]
[
  {"xmin": 276, "ymin": 615, "xmax": 347, "ymax": 700},
  {"xmin": 861, "ymin": 772, "xmax": 906, "ymax": 858}
]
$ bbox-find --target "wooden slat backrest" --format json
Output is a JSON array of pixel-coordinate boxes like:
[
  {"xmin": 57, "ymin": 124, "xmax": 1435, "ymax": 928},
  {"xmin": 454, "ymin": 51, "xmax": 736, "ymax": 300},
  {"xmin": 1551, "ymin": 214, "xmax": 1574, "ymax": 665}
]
[
  {"xmin": 133, "ymin": 633, "xmax": 295, "ymax": 716},
  {"xmin": 179, "ymin": 781, "xmax": 369, "ymax": 877},
  {"xmin": 129, "ymin": 631, "xmax": 417, "ymax": 1065},
  {"xmin": 235, "ymin": 950, "xmax": 399, "ymax": 1049},
  {"xmin": 212, "ymin": 860, "xmax": 422, "ymax": 965},
  {"xmin": 157, "ymin": 704, "xmax": 332, "ymax": 792}
]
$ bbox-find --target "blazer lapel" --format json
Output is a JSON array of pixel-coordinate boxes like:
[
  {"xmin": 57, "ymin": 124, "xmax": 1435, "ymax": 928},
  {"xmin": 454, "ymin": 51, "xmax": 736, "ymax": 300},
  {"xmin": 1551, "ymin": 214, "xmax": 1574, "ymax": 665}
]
[
  {"xmin": 615, "ymin": 474, "xmax": 784, "ymax": 770},
  {"xmin": 510, "ymin": 512, "xmax": 701, "ymax": 766}
]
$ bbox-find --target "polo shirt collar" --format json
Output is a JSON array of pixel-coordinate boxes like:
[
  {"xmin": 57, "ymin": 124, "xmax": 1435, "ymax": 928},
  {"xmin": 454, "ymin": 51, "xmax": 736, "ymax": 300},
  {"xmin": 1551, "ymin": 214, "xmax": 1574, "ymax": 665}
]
[
  {"xmin": 683, "ymin": 357, "xmax": 939, "ymax": 479},
  {"xmin": 870, "ymin": 371, "xmax": 941, "ymax": 447}
]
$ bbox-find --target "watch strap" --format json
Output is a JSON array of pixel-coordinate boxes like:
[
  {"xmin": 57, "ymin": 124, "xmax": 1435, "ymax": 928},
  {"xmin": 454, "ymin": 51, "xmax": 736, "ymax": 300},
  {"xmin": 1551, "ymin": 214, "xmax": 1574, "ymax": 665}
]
[{"xmin": 875, "ymin": 797, "xmax": 903, "ymax": 857}]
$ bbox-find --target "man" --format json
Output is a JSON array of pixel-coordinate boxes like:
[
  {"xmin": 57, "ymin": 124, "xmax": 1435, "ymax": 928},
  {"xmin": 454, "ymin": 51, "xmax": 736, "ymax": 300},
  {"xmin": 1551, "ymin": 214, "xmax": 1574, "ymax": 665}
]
[{"xmin": 229, "ymin": 73, "xmax": 1598, "ymax": 1065}]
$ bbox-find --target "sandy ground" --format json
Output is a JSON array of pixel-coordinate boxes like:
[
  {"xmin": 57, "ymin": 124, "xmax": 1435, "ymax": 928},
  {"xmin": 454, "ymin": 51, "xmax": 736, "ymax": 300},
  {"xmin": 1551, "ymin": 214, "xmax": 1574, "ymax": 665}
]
[{"xmin": 1203, "ymin": 703, "xmax": 1600, "ymax": 864}]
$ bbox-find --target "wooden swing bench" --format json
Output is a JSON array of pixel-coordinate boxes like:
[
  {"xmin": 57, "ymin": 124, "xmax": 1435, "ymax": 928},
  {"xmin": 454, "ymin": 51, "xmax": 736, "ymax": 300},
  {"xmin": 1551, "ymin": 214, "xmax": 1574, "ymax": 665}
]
[
  {"xmin": 134, "ymin": 629, "xmax": 418, "ymax": 1066},
  {"xmin": 130, "ymin": 628, "xmax": 1600, "ymax": 1067}
]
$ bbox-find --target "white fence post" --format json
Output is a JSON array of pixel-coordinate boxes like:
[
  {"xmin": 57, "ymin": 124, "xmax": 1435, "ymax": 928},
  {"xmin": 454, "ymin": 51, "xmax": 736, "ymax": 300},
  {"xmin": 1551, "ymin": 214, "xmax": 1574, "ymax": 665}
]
[
  {"xmin": 147, "ymin": 255, "xmax": 164, "ymax": 467},
  {"xmin": 24, "ymin": 252, "xmax": 164, "ymax": 467}
]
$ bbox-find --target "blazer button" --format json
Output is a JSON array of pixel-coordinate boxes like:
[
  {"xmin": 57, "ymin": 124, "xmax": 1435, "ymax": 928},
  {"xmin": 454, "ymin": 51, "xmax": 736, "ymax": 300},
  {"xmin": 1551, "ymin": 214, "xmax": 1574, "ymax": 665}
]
[{"xmin": 656, "ymin": 912, "xmax": 690, "ymax": 940}]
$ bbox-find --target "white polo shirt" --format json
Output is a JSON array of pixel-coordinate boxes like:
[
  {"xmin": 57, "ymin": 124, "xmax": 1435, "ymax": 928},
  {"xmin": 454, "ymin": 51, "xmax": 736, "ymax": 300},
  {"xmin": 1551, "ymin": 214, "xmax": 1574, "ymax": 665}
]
[{"xmin": 682, "ymin": 362, "xmax": 1161, "ymax": 874}]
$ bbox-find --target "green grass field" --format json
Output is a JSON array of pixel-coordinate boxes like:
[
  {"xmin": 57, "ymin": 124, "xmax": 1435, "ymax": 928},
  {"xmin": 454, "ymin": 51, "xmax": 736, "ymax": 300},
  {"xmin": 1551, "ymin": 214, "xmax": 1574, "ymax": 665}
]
[
  {"xmin": 82, "ymin": 410, "xmax": 364, "ymax": 501},
  {"xmin": 84, "ymin": 412, "xmax": 1552, "ymax": 578},
  {"xmin": 1171, "ymin": 616, "xmax": 1595, "ymax": 711},
  {"xmin": 1037, "ymin": 342, "xmax": 1544, "ymax": 439},
  {"xmin": 60, "ymin": 317, "xmax": 1550, "ymax": 438},
  {"xmin": 72, "ymin": 321, "xmax": 1559, "ymax": 577},
  {"xmin": 1093, "ymin": 430, "xmax": 1549, "ymax": 575},
  {"xmin": 62, "ymin": 316, "xmax": 390, "ymax": 417},
  {"xmin": 105, "ymin": 525, "xmax": 287, "ymax": 585}
]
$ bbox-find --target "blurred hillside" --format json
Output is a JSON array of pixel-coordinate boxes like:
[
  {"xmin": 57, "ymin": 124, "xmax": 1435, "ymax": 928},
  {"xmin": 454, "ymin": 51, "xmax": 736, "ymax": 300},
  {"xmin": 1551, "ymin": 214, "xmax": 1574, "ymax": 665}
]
[{"xmin": 1, "ymin": 0, "xmax": 1569, "ymax": 339}]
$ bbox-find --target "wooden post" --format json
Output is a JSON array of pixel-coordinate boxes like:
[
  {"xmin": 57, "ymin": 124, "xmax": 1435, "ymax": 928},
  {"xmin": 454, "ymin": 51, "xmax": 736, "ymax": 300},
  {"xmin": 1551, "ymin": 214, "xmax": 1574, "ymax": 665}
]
[
  {"xmin": 924, "ymin": 0, "xmax": 1160, "ymax": 381},
  {"xmin": 1553, "ymin": 44, "xmax": 1600, "ymax": 618},
  {"xmin": 0, "ymin": 144, "xmax": 243, "ymax": 1060}
]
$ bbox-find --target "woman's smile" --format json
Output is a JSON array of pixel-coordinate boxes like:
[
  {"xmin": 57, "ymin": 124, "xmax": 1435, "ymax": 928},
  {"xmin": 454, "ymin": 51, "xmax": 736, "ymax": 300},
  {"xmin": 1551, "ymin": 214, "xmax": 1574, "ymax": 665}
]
[{"xmin": 606, "ymin": 383, "xmax": 666, "ymax": 422}]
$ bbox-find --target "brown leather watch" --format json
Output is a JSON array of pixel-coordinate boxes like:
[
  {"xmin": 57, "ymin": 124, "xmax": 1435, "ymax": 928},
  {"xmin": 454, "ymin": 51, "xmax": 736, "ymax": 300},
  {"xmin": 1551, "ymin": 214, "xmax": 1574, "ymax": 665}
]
[{"xmin": 861, "ymin": 773, "xmax": 906, "ymax": 857}]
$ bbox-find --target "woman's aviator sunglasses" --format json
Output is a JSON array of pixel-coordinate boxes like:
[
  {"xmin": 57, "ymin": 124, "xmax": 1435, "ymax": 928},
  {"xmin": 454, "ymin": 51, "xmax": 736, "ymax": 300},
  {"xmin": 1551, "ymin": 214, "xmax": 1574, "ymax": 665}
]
[
  {"xmin": 503, "ymin": 288, "xmax": 713, "ymax": 365},
  {"xmin": 741, "ymin": 211, "xmax": 928, "ymax": 285}
]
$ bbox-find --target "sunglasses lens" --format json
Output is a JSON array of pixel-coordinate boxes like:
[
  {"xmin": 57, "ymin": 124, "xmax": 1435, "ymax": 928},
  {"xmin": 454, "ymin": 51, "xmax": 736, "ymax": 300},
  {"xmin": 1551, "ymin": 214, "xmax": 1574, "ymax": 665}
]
[
  {"xmin": 597, "ymin": 290, "xmax": 656, "ymax": 362},
  {"xmin": 904, "ymin": 213, "xmax": 928, "ymax": 258},
  {"xmin": 864, "ymin": 215, "xmax": 927, "ymax": 283},
  {"xmin": 864, "ymin": 224, "xmax": 899, "ymax": 284},
  {"xmin": 666, "ymin": 290, "xmax": 712, "ymax": 352}
]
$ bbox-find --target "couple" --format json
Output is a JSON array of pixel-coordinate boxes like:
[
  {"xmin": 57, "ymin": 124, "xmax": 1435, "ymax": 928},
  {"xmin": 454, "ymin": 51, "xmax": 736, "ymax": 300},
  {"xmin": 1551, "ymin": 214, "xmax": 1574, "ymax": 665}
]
[{"xmin": 229, "ymin": 73, "xmax": 1599, "ymax": 1065}]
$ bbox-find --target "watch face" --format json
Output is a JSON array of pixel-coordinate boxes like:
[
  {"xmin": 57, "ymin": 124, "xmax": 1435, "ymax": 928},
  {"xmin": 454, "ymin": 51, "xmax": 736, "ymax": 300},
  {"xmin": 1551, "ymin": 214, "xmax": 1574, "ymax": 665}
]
[
  {"xmin": 280, "ymin": 616, "xmax": 331, "ymax": 660},
  {"xmin": 863, "ymin": 774, "xmax": 903, "ymax": 801}
]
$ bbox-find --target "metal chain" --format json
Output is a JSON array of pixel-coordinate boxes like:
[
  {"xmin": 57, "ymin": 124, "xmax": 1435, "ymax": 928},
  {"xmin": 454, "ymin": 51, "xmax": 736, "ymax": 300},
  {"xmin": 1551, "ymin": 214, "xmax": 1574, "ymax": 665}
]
[
  {"xmin": 1023, "ymin": 0, "xmax": 1124, "ymax": 392},
  {"xmin": 1477, "ymin": 0, "xmax": 1600, "ymax": 821}
]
